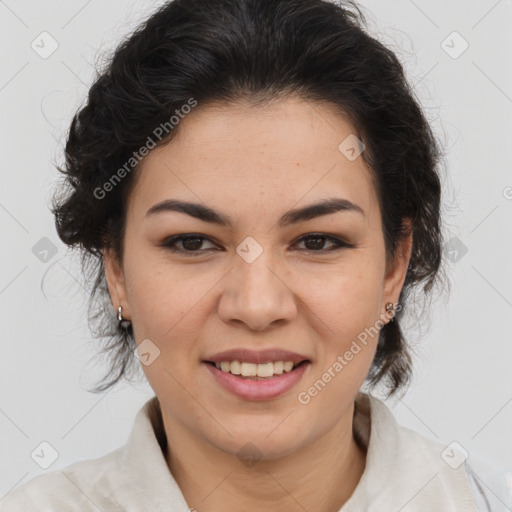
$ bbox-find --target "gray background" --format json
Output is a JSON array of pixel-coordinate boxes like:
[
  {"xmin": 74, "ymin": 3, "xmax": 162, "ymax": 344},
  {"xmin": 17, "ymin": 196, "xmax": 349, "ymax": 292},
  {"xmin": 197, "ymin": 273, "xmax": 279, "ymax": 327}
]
[{"xmin": 1, "ymin": 0, "xmax": 511, "ymax": 500}]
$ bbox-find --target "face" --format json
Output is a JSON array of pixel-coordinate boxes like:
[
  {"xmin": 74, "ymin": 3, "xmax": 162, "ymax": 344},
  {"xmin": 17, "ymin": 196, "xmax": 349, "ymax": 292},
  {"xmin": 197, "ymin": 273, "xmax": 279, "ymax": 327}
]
[{"xmin": 104, "ymin": 96, "xmax": 411, "ymax": 460}]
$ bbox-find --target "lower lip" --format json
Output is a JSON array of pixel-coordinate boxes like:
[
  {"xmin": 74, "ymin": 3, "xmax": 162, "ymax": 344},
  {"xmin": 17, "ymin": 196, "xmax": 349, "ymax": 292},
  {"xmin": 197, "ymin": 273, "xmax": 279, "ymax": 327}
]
[{"xmin": 203, "ymin": 362, "xmax": 310, "ymax": 401}]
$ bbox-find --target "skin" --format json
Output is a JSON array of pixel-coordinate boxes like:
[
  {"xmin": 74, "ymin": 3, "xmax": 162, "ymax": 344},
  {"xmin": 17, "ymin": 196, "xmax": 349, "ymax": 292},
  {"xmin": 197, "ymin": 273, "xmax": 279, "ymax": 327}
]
[{"xmin": 104, "ymin": 96, "xmax": 413, "ymax": 511}]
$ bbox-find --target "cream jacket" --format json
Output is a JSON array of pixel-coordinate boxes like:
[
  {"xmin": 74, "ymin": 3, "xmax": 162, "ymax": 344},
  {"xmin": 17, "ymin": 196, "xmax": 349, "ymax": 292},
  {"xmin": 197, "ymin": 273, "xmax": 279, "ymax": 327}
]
[{"xmin": 2, "ymin": 392, "xmax": 511, "ymax": 511}]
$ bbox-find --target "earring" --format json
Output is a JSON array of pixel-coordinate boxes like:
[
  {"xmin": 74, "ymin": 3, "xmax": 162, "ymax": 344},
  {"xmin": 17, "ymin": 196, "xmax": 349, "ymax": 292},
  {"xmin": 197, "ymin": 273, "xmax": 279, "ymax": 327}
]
[
  {"xmin": 117, "ymin": 305, "xmax": 132, "ymax": 329},
  {"xmin": 385, "ymin": 302, "xmax": 395, "ymax": 321}
]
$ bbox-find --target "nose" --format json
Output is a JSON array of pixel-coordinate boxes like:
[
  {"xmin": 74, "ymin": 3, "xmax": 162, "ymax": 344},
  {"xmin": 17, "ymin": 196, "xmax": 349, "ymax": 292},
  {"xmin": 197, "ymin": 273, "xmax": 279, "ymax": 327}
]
[{"xmin": 217, "ymin": 250, "xmax": 298, "ymax": 332}]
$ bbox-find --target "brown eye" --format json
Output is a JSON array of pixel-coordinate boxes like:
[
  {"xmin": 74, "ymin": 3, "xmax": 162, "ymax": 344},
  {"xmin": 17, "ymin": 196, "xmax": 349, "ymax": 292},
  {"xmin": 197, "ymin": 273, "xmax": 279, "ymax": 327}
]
[
  {"xmin": 162, "ymin": 234, "xmax": 217, "ymax": 255},
  {"xmin": 161, "ymin": 232, "xmax": 355, "ymax": 257},
  {"xmin": 295, "ymin": 234, "xmax": 354, "ymax": 252}
]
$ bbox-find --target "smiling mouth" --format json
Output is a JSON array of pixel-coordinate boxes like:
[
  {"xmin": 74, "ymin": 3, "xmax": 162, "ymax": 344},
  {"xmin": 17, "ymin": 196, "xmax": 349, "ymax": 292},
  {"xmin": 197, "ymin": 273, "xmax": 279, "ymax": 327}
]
[{"xmin": 204, "ymin": 360, "xmax": 309, "ymax": 380}]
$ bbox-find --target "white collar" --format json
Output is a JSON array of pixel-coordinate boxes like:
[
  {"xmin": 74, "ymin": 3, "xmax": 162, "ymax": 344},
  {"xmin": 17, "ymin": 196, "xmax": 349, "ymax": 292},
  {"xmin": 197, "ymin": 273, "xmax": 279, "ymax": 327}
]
[
  {"xmin": 341, "ymin": 393, "xmax": 478, "ymax": 511},
  {"xmin": 117, "ymin": 392, "xmax": 478, "ymax": 511}
]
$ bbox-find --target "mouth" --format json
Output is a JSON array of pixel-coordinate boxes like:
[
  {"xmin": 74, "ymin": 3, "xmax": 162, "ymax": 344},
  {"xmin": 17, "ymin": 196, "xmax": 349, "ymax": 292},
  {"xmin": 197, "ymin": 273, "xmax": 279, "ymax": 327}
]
[
  {"xmin": 202, "ymin": 359, "xmax": 311, "ymax": 401},
  {"xmin": 203, "ymin": 359, "xmax": 310, "ymax": 380}
]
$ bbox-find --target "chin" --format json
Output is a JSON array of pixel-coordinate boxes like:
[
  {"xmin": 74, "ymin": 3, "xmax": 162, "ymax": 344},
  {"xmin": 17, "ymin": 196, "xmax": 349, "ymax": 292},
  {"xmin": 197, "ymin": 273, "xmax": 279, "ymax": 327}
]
[{"xmin": 211, "ymin": 420, "xmax": 311, "ymax": 462}]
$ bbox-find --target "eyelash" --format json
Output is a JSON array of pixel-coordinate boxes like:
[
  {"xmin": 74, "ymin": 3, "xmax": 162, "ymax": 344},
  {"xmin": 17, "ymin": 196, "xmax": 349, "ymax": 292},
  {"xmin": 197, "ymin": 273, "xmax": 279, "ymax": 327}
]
[{"xmin": 161, "ymin": 233, "xmax": 356, "ymax": 256}]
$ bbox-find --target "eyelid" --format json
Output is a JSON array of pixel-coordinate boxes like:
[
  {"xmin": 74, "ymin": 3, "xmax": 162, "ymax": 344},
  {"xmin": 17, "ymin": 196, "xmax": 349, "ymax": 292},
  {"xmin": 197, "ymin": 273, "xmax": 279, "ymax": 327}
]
[
  {"xmin": 161, "ymin": 234, "xmax": 219, "ymax": 255},
  {"xmin": 292, "ymin": 232, "xmax": 356, "ymax": 250},
  {"xmin": 160, "ymin": 232, "xmax": 356, "ymax": 255}
]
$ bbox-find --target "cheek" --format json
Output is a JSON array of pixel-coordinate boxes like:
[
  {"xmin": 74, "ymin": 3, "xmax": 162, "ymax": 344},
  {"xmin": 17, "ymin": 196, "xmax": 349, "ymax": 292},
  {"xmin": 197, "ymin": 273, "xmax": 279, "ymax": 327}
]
[
  {"xmin": 297, "ymin": 271, "xmax": 382, "ymax": 415},
  {"xmin": 300, "ymin": 262, "xmax": 384, "ymax": 337},
  {"xmin": 123, "ymin": 251, "xmax": 218, "ymax": 359},
  {"xmin": 122, "ymin": 251, "xmax": 181, "ymax": 338}
]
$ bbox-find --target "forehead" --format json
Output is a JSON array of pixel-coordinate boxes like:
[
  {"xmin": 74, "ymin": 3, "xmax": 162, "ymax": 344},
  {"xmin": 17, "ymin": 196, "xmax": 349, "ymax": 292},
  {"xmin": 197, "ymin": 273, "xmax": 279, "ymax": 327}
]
[{"xmin": 127, "ymin": 97, "xmax": 379, "ymax": 226}]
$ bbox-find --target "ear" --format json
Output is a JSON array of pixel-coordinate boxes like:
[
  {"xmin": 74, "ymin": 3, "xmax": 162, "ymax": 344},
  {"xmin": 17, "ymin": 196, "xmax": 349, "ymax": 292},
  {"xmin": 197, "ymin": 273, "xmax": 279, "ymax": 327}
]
[
  {"xmin": 382, "ymin": 217, "xmax": 413, "ymax": 309},
  {"xmin": 103, "ymin": 248, "xmax": 130, "ymax": 319}
]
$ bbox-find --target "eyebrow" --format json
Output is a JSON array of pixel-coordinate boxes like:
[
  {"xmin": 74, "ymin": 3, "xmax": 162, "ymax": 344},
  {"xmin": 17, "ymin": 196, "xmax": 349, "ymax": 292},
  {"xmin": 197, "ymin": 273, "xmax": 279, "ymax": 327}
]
[{"xmin": 145, "ymin": 197, "xmax": 365, "ymax": 228}]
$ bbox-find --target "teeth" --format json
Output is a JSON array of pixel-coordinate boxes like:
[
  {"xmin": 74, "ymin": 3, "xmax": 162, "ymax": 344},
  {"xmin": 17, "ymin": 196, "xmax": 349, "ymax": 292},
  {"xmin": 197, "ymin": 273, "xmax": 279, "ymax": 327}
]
[
  {"xmin": 241, "ymin": 362, "xmax": 257, "ymax": 376},
  {"xmin": 273, "ymin": 361, "xmax": 284, "ymax": 374},
  {"xmin": 214, "ymin": 360, "xmax": 299, "ymax": 377},
  {"xmin": 230, "ymin": 360, "xmax": 241, "ymax": 375},
  {"xmin": 283, "ymin": 361, "xmax": 294, "ymax": 372},
  {"xmin": 256, "ymin": 362, "xmax": 273, "ymax": 377}
]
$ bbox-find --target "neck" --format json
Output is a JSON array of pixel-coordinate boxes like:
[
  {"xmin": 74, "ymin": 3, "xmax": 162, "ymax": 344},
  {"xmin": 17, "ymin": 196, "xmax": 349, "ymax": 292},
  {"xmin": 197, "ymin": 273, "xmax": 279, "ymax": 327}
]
[{"xmin": 160, "ymin": 401, "xmax": 367, "ymax": 512}]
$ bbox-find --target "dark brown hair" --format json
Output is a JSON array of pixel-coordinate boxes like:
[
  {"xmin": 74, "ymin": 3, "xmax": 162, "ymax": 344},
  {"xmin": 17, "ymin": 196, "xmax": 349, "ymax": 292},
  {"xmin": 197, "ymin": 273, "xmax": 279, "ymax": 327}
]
[{"xmin": 51, "ymin": 0, "xmax": 446, "ymax": 397}]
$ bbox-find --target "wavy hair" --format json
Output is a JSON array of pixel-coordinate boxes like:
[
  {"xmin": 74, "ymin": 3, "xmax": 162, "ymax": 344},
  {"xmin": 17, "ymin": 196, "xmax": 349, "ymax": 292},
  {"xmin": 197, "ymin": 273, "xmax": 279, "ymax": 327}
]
[{"xmin": 51, "ymin": 0, "xmax": 447, "ymax": 397}]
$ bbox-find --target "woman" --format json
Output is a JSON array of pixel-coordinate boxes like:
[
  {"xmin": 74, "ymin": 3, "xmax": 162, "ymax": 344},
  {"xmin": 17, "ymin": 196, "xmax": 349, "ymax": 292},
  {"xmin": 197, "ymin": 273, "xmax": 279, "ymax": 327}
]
[{"xmin": 2, "ymin": 0, "xmax": 510, "ymax": 510}]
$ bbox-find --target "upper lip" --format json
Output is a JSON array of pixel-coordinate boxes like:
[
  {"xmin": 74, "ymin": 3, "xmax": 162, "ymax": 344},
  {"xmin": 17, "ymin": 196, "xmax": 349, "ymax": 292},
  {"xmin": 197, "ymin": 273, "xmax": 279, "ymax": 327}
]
[{"xmin": 204, "ymin": 348, "xmax": 310, "ymax": 365}]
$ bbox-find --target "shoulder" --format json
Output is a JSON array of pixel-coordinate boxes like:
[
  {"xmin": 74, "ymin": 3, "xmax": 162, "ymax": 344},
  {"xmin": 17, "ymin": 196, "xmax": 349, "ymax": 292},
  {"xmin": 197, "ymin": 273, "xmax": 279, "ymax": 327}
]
[
  {"xmin": 396, "ymin": 421, "xmax": 512, "ymax": 509},
  {"xmin": 363, "ymin": 395, "xmax": 512, "ymax": 510},
  {"xmin": 0, "ymin": 447, "xmax": 124, "ymax": 512},
  {"xmin": 465, "ymin": 456, "xmax": 512, "ymax": 512},
  {"xmin": 396, "ymin": 419, "xmax": 512, "ymax": 510}
]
